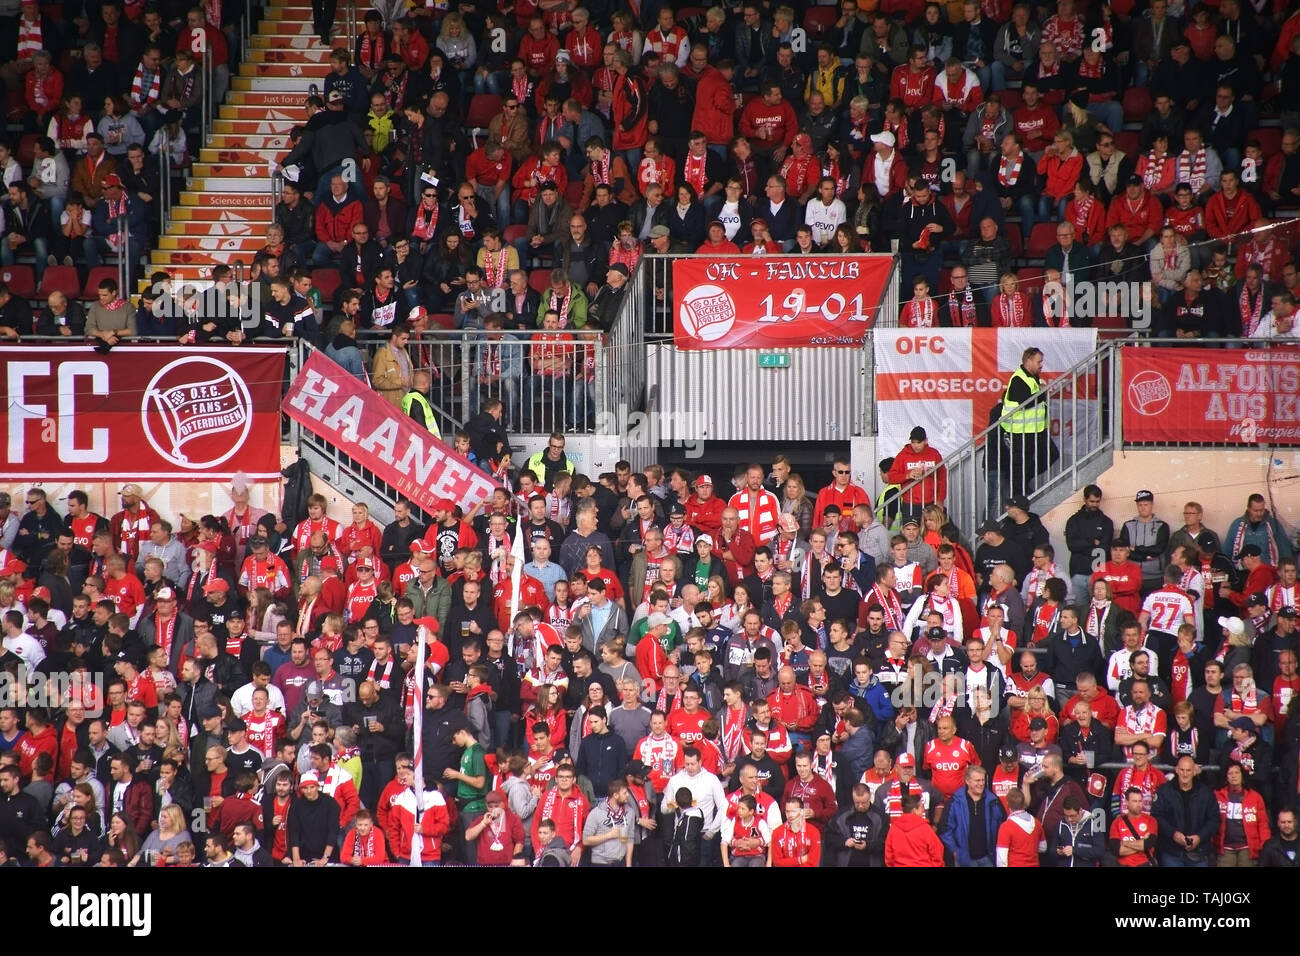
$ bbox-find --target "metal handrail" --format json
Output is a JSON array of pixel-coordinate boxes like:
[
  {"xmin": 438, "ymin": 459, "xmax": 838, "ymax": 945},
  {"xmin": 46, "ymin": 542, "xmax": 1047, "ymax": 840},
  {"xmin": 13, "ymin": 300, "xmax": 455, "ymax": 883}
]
[
  {"xmin": 116, "ymin": 216, "xmax": 129, "ymax": 296},
  {"xmin": 344, "ymin": 0, "xmax": 358, "ymax": 51},
  {"xmin": 158, "ymin": 126, "xmax": 171, "ymax": 234},
  {"xmin": 201, "ymin": 32, "xmax": 213, "ymax": 141},
  {"xmin": 891, "ymin": 335, "xmax": 1300, "ymax": 532}
]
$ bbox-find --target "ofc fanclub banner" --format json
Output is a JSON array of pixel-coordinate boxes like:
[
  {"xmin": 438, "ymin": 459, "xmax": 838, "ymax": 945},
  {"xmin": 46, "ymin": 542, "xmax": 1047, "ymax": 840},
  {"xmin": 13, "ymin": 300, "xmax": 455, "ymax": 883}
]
[
  {"xmin": 873, "ymin": 329, "xmax": 1099, "ymax": 458},
  {"xmin": 2, "ymin": 345, "xmax": 285, "ymax": 479},
  {"xmin": 673, "ymin": 255, "xmax": 895, "ymax": 349},
  {"xmin": 283, "ymin": 350, "xmax": 498, "ymax": 512},
  {"xmin": 1123, "ymin": 346, "xmax": 1300, "ymax": 445}
]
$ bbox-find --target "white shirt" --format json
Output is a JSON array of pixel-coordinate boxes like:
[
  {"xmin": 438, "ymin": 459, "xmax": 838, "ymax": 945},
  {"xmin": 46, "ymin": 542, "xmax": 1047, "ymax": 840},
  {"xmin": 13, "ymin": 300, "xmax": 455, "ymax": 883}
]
[
  {"xmin": 804, "ymin": 197, "xmax": 847, "ymax": 246},
  {"xmin": 3, "ymin": 633, "xmax": 46, "ymax": 671},
  {"xmin": 872, "ymin": 151, "xmax": 896, "ymax": 195},
  {"xmin": 661, "ymin": 767, "xmax": 729, "ymax": 835},
  {"xmin": 1254, "ymin": 310, "xmax": 1298, "ymax": 339},
  {"xmin": 230, "ymin": 681, "xmax": 287, "ymax": 717}
]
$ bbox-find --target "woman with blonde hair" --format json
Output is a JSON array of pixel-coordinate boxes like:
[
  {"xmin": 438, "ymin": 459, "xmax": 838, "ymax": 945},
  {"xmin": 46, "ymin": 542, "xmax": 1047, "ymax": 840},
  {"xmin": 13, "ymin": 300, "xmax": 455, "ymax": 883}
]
[
  {"xmin": 437, "ymin": 12, "xmax": 478, "ymax": 76},
  {"xmin": 921, "ymin": 505, "xmax": 947, "ymax": 550},
  {"xmin": 991, "ymin": 271, "xmax": 1032, "ymax": 327},
  {"xmin": 131, "ymin": 805, "xmax": 191, "ymax": 866},
  {"xmin": 1009, "ymin": 686, "xmax": 1059, "ymax": 743},
  {"xmin": 782, "ymin": 474, "xmax": 815, "ymax": 538}
]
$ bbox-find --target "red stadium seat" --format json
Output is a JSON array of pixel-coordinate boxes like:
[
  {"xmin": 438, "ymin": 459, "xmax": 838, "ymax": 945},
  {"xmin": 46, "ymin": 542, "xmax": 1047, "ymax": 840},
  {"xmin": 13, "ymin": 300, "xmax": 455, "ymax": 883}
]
[
  {"xmin": 677, "ymin": 7, "xmax": 706, "ymax": 23},
  {"xmin": 1122, "ymin": 87, "xmax": 1151, "ymax": 125},
  {"xmin": 80, "ymin": 267, "xmax": 119, "ymax": 300},
  {"xmin": 1251, "ymin": 128, "xmax": 1280, "ymax": 156},
  {"xmin": 465, "ymin": 94, "xmax": 502, "ymax": 141},
  {"xmin": 17, "ymin": 134, "xmax": 38, "ymax": 170},
  {"xmin": 803, "ymin": 6, "xmax": 838, "ymax": 40},
  {"xmin": 1114, "ymin": 131, "xmax": 1139, "ymax": 156},
  {"xmin": 1004, "ymin": 222, "xmax": 1022, "ymax": 257},
  {"xmin": 564, "ymin": 181, "xmax": 585, "ymax": 208},
  {"xmin": 1016, "ymin": 267, "xmax": 1045, "ymax": 293},
  {"xmin": 37, "ymin": 265, "xmax": 80, "ymax": 301},
  {"xmin": 529, "ymin": 268, "xmax": 552, "ymax": 293},
  {"xmin": 503, "ymin": 224, "xmax": 527, "ymax": 244},
  {"xmin": 938, "ymin": 267, "xmax": 952, "ymax": 293},
  {"xmin": 4, "ymin": 89, "xmax": 24, "ymax": 124},
  {"xmin": 1024, "ymin": 222, "xmax": 1058, "ymax": 260},
  {"xmin": 996, "ymin": 89, "xmax": 1021, "ymax": 111},
  {"xmin": 1, "ymin": 266, "xmax": 36, "ymax": 300},
  {"xmin": 429, "ymin": 313, "xmax": 455, "ymax": 330},
  {"xmin": 311, "ymin": 268, "xmax": 341, "ymax": 304}
]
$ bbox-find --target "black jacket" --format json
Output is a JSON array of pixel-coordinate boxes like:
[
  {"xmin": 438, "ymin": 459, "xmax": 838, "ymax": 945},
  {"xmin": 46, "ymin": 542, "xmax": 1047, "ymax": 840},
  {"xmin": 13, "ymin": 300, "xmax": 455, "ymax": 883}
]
[
  {"xmin": 1150, "ymin": 779, "xmax": 1219, "ymax": 857},
  {"xmin": 576, "ymin": 730, "xmax": 628, "ymax": 794},
  {"xmin": 287, "ymin": 792, "xmax": 341, "ymax": 860},
  {"xmin": 1260, "ymin": 835, "xmax": 1300, "ymax": 867},
  {"xmin": 827, "ymin": 803, "xmax": 889, "ymax": 866},
  {"xmin": 344, "ymin": 696, "xmax": 405, "ymax": 762},
  {"xmin": 1043, "ymin": 631, "xmax": 1106, "ymax": 688},
  {"xmin": 275, "ymin": 198, "xmax": 317, "ymax": 247},
  {"xmin": 420, "ymin": 705, "xmax": 470, "ymax": 789},
  {"xmin": 663, "ymin": 808, "xmax": 704, "ymax": 866},
  {"xmin": 1064, "ymin": 507, "xmax": 1115, "ymax": 577},
  {"xmin": 628, "ymin": 198, "xmax": 672, "ymax": 238},
  {"xmin": 1057, "ymin": 720, "xmax": 1113, "ymax": 784},
  {"xmin": 1050, "ymin": 815, "xmax": 1106, "ymax": 866},
  {"xmin": 0, "ymin": 790, "xmax": 44, "ymax": 857}
]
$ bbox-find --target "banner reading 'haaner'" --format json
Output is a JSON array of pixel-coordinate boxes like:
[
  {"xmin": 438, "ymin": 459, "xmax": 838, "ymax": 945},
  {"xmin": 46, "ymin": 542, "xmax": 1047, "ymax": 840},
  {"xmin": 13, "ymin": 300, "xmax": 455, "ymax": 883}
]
[{"xmin": 283, "ymin": 351, "xmax": 499, "ymax": 512}]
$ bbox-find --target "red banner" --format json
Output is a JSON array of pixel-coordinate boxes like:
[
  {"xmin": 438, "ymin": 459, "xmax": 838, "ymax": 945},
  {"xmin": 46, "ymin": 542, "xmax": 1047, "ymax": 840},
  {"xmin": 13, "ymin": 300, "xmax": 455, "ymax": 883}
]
[
  {"xmin": 283, "ymin": 351, "xmax": 498, "ymax": 512},
  {"xmin": 1123, "ymin": 346, "xmax": 1300, "ymax": 445},
  {"xmin": 1, "ymin": 345, "xmax": 285, "ymax": 479},
  {"xmin": 672, "ymin": 255, "xmax": 894, "ymax": 349}
]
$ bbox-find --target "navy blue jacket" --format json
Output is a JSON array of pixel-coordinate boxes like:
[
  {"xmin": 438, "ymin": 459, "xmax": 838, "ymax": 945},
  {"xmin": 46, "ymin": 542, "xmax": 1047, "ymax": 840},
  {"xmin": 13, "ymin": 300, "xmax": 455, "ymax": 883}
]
[{"xmin": 939, "ymin": 785, "xmax": 1006, "ymax": 867}]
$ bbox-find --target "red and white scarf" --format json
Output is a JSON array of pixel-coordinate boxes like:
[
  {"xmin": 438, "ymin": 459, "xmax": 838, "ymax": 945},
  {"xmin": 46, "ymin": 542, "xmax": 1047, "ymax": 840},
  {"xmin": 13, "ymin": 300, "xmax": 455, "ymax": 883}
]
[
  {"xmin": 1232, "ymin": 514, "xmax": 1279, "ymax": 566},
  {"xmin": 993, "ymin": 292, "xmax": 1029, "ymax": 328},
  {"xmin": 1176, "ymin": 148, "xmax": 1208, "ymax": 194},
  {"xmin": 18, "ymin": 16, "xmax": 42, "ymax": 61},
  {"xmin": 1086, "ymin": 600, "xmax": 1110, "ymax": 640},
  {"xmin": 1042, "ymin": 286, "xmax": 1069, "ymax": 327},
  {"xmin": 548, "ymin": 288, "xmax": 572, "ymax": 328},
  {"xmin": 870, "ymin": 584, "xmax": 903, "ymax": 630},
  {"xmin": 412, "ymin": 202, "xmax": 439, "ymax": 240},
  {"xmin": 1076, "ymin": 56, "xmax": 1102, "ymax": 80},
  {"xmin": 997, "ymin": 152, "xmax": 1023, "ymax": 187},
  {"xmin": 131, "ymin": 65, "xmax": 162, "ymax": 111},
  {"xmin": 591, "ymin": 151, "xmax": 611, "ymax": 187},
  {"xmin": 682, "ymin": 153, "xmax": 707, "ymax": 194},
  {"xmin": 904, "ymin": 296, "xmax": 936, "ymax": 328},
  {"xmin": 359, "ymin": 32, "xmax": 387, "ymax": 71},
  {"xmin": 721, "ymin": 704, "xmax": 746, "ymax": 761},
  {"xmin": 511, "ymin": 76, "xmax": 530, "ymax": 105},
  {"xmin": 1239, "ymin": 283, "xmax": 1267, "ymax": 337},
  {"xmin": 1072, "ymin": 195, "xmax": 1095, "ymax": 235},
  {"xmin": 1142, "ymin": 151, "xmax": 1168, "ymax": 191},
  {"xmin": 153, "ymin": 613, "xmax": 176, "ymax": 662},
  {"xmin": 483, "ymin": 248, "xmax": 509, "ymax": 288}
]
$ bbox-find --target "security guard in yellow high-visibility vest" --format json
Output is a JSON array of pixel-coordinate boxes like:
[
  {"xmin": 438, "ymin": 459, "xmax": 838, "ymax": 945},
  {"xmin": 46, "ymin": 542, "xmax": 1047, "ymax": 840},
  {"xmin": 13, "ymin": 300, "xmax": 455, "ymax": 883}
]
[
  {"xmin": 999, "ymin": 347, "xmax": 1048, "ymax": 498},
  {"xmin": 402, "ymin": 370, "xmax": 441, "ymax": 440}
]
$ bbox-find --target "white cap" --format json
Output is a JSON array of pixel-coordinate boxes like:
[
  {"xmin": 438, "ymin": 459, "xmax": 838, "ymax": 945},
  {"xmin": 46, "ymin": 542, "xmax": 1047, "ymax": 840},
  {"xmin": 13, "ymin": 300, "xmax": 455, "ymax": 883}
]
[
  {"xmin": 1218, "ymin": 616, "xmax": 1245, "ymax": 637},
  {"xmin": 647, "ymin": 612, "xmax": 673, "ymax": 629},
  {"xmin": 870, "ymin": 131, "xmax": 896, "ymax": 148}
]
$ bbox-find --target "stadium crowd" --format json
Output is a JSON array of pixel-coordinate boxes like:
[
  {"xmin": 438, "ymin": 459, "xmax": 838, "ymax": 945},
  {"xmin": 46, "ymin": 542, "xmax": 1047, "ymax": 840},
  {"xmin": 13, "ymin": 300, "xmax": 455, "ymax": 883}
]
[{"xmin": 0, "ymin": 448, "xmax": 1298, "ymax": 867}]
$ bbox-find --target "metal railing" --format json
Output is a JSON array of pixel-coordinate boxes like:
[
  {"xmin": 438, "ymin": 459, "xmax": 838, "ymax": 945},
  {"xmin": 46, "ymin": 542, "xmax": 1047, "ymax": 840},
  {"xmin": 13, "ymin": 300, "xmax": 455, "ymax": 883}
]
[
  {"xmin": 200, "ymin": 32, "xmax": 213, "ymax": 142},
  {"xmin": 344, "ymin": 0, "xmax": 358, "ymax": 51},
  {"xmin": 115, "ymin": 217, "xmax": 131, "ymax": 297},
  {"xmin": 892, "ymin": 335, "xmax": 1299, "ymax": 533},
  {"xmin": 158, "ymin": 127, "xmax": 173, "ymax": 234}
]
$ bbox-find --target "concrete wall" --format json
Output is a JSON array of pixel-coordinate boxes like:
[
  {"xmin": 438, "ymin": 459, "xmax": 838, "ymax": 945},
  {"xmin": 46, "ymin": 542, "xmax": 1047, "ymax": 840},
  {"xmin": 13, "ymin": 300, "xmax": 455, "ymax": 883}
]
[{"xmin": 1040, "ymin": 449, "xmax": 1300, "ymax": 554}]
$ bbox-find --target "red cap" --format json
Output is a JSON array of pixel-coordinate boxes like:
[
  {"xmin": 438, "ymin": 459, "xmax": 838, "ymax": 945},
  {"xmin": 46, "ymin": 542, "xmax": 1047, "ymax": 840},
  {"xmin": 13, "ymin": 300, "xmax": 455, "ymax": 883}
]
[
  {"xmin": 0, "ymin": 559, "xmax": 27, "ymax": 577},
  {"xmin": 409, "ymin": 540, "xmax": 429, "ymax": 554},
  {"xmin": 319, "ymin": 556, "xmax": 340, "ymax": 571},
  {"xmin": 895, "ymin": 753, "xmax": 915, "ymax": 767},
  {"xmin": 31, "ymin": 586, "xmax": 51, "ymax": 600},
  {"xmin": 104, "ymin": 173, "xmax": 123, "ymax": 188},
  {"xmin": 434, "ymin": 498, "xmax": 455, "ymax": 513},
  {"xmin": 196, "ymin": 540, "xmax": 218, "ymax": 554},
  {"xmin": 414, "ymin": 617, "xmax": 440, "ymax": 634},
  {"xmin": 202, "ymin": 578, "xmax": 230, "ymax": 594}
]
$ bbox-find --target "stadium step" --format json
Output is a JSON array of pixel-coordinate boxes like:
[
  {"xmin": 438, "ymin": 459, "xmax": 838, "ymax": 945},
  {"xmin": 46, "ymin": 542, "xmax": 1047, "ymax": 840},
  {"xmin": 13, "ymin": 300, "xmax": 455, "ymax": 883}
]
[
  {"xmin": 147, "ymin": 0, "xmax": 336, "ymax": 277},
  {"xmin": 170, "ymin": 205, "xmax": 273, "ymax": 222}
]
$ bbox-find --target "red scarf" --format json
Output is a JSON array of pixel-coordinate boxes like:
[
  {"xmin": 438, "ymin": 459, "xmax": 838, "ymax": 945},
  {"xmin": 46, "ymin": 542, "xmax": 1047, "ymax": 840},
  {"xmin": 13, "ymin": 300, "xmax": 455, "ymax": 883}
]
[
  {"xmin": 412, "ymin": 202, "xmax": 439, "ymax": 240},
  {"xmin": 904, "ymin": 297, "xmax": 936, "ymax": 328},
  {"xmin": 359, "ymin": 32, "xmax": 387, "ymax": 70},
  {"xmin": 153, "ymin": 613, "xmax": 176, "ymax": 661},
  {"xmin": 870, "ymin": 584, "xmax": 903, "ymax": 630},
  {"xmin": 682, "ymin": 153, "xmax": 707, "ymax": 194},
  {"xmin": 131, "ymin": 65, "xmax": 162, "ymax": 110},
  {"xmin": 947, "ymin": 287, "xmax": 977, "ymax": 327},
  {"xmin": 1142, "ymin": 151, "xmax": 1168, "ymax": 191},
  {"xmin": 1176, "ymin": 149, "xmax": 1208, "ymax": 193},
  {"xmin": 1239, "ymin": 283, "xmax": 1267, "ymax": 336},
  {"xmin": 1042, "ymin": 286, "xmax": 1069, "ymax": 327},
  {"xmin": 1072, "ymin": 195, "xmax": 1095, "ymax": 235},
  {"xmin": 1076, "ymin": 56, "xmax": 1101, "ymax": 80},
  {"xmin": 483, "ymin": 247, "xmax": 509, "ymax": 288},
  {"xmin": 591, "ymin": 151, "xmax": 611, "ymax": 186},
  {"xmin": 997, "ymin": 152, "xmax": 1023, "ymax": 186},
  {"xmin": 994, "ymin": 292, "xmax": 1029, "ymax": 327}
]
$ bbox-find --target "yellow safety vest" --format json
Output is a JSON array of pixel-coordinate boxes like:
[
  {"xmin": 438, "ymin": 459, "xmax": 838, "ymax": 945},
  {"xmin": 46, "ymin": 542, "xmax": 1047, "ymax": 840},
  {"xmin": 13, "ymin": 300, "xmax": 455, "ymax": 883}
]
[
  {"xmin": 402, "ymin": 390, "xmax": 440, "ymax": 440},
  {"xmin": 999, "ymin": 366, "xmax": 1048, "ymax": 434}
]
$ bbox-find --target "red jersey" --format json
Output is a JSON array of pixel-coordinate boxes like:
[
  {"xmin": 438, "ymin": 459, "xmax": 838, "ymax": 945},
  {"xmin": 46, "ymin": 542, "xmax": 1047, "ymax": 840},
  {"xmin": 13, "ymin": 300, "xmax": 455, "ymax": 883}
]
[
  {"xmin": 530, "ymin": 787, "xmax": 588, "ymax": 853},
  {"xmin": 243, "ymin": 710, "xmax": 286, "ymax": 759},
  {"xmin": 996, "ymin": 813, "xmax": 1044, "ymax": 866},
  {"xmin": 890, "ymin": 64, "xmax": 937, "ymax": 109},
  {"xmin": 238, "ymin": 554, "xmax": 292, "ymax": 599},
  {"xmin": 291, "ymin": 516, "xmax": 341, "ymax": 554},
  {"xmin": 345, "ymin": 579, "xmax": 379, "ymax": 624},
  {"xmin": 991, "ymin": 764, "xmax": 1021, "ymax": 812},
  {"xmin": 727, "ymin": 489, "xmax": 781, "ymax": 545},
  {"xmin": 923, "ymin": 736, "xmax": 979, "ymax": 799},
  {"xmin": 1108, "ymin": 812, "xmax": 1157, "ymax": 866},
  {"xmin": 1091, "ymin": 561, "xmax": 1143, "ymax": 616},
  {"xmin": 391, "ymin": 561, "xmax": 417, "ymax": 597},
  {"xmin": 771, "ymin": 822, "xmax": 821, "ymax": 867},
  {"xmin": 667, "ymin": 708, "xmax": 710, "ymax": 749},
  {"xmin": 685, "ymin": 495, "xmax": 725, "ymax": 538},
  {"xmin": 67, "ymin": 513, "xmax": 107, "ymax": 550},
  {"xmin": 1141, "ymin": 586, "xmax": 1194, "ymax": 634},
  {"xmin": 1164, "ymin": 204, "xmax": 1205, "ymax": 240},
  {"xmin": 635, "ymin": 733, "xmax": 680, "ymax": 792},
  {"xmin": 124, "ymin": 670, "xmax": 158, "ymax": 711},
  {"xmin": 103, "ymin": 573, "xmax": 146, "ymax": 620}
]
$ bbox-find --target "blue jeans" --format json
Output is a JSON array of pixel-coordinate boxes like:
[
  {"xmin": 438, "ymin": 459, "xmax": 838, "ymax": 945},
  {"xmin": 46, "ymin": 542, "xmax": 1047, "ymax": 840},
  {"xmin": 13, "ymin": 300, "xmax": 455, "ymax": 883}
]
[
  {"xmin": 310, "ymin": 242, "xmax": 339, "ymax": 268},
  {"xmin": 1161, "ymin": 852, "xmax": 1209, "ymax": 868},
  {"xmin": 1015, "ymin": 193, "xmax": 1036, "ymax": 238},
  {"xmin": 990, "ymin": 60, "xmax": 1021, "ymax": 91},
  {"xmin": 473, "ymin": 70, "xmax": 506, "ymax": 95},
  {"xmin": 1, "ymin": 236, "xmax": 48, "ymax": 277},
  {"xmin": 960, "ymin": 857, "xmax": 996, "ymax": 867},
  {"xmin": 476, "ymin": 183, "xmax": 511, "ymax": 229},
  {"xmin": 1037, "ymin": 194, "xmax": 1069, "ymax": 223},
  {"xmin": 1089, "ymin": 101, "xmax": 1123, "ymax": 135},
  {"xmin": 568, "ymin": 376, "xmax": 594, "ymax": 430}
]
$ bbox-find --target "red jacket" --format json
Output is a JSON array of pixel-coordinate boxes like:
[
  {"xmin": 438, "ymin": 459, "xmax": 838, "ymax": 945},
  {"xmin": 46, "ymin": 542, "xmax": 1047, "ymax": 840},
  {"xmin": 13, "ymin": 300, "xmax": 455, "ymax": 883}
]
[
  {"xmin": 25, "ymin": 68, "xmax": 64, "ymax": 117},
  {"xmin": 122, "ymin": 777, "xmax": 156, "ymax": 839},
  {"xmin": 885, "ymin": 812, "xmax": 945, "ymax": 866},
  {"xmin": 813, "ymin": 483, "xmax": 872, "ymax": 529},
  {"xmin": 887, "ymin": 445, "xmax": 947, "ymax": 506},
  {"xmin": 314, "ymin": 195, "xmax": 363, "ymax": 244},
  {"xmin": 340, "ymin": 827, "xmax": 389, "ymax": 866},
  {"xmin": 1106, "ymin": 191, "xmax": 1163, "ymax": 242},
  {"xmin": 1204, "ymin": 190, "xmax": 1261, "ymax": 240},
  {"xmin": 1091, "ymin": 561, "xmax": 1143, "ymax": 617},
  {"xmin": 209, "ymin": 791, "xmax": 263, "ymax": 840},
  {"xmin": 996, "ymin": 811, "xmax": 1045, "ymax": 866},
  {"xmin": 768, "ymin": 684, "xmax": 819, "ymax": 733},
  {"xmin": 685, "ymin": 495, "xmax": 725, "ymax": 538},
  {"xmin": 771, "ymin": 821, "xmax": 822, "ymax": 866},
  {"xmin": 890, "ymin": 64, "xmax": 937, "ymax": 110},
  {"xmin": 17, "ymin": 724, "xmax": 57, "ymax": 778},
  {"xmin": 781, "ymin": 775, "xmax": 838, "ymax": 827},
  {"xmin": 611, "ymin": 71, "xmax": 648, "ymax": 151},
  {"xmin": 691, "ymin": 68, "xmax": 736, "ymax": 146},
  {"xmin": 1042, "ymin": 152, "xmax": 1083, "ymax": 203},
  {"xmin": 1214, "ymin": 787, "xmax": 1271, "ymax": 857}
]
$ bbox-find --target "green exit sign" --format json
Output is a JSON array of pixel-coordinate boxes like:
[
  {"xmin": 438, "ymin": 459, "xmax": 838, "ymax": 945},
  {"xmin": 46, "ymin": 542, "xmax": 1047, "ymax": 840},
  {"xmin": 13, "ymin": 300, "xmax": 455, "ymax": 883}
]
[{"xmin": 758, "ymin": 353, "xmax": 791, "ymax": 368}]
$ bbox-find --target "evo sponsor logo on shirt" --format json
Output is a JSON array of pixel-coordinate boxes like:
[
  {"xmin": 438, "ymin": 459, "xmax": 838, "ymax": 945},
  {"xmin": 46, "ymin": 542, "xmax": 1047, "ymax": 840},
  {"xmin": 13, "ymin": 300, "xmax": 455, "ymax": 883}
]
[{"xmin": 50, "ymin": 887, "xmax": 152, "ymax": 937}]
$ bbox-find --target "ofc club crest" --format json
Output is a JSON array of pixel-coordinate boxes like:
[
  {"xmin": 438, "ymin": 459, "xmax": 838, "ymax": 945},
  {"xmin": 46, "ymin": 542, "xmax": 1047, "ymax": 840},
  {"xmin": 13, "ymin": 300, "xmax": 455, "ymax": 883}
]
[{"xmin": 141, "ymin": 356, "xmax": 254, "ymax": 470}]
